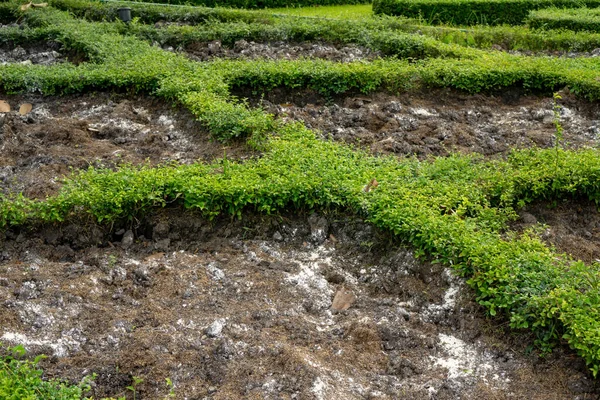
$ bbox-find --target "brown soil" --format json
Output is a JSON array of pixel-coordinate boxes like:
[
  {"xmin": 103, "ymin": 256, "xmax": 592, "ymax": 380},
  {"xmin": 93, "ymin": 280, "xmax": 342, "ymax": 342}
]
[
  {"xmin": 0, "ymin": 92, "xmax": 256, "ymax": 199},
  {"xmin": 1, "ymin": 211, "xmax": 598, "ymax": 399},
  {"xmin": 250, "ymin": 88, "xmax": 600, "ymax": 158},
  {"xmin": 515, "ymin": 199, "xmax": 600, "ymax": 265}
]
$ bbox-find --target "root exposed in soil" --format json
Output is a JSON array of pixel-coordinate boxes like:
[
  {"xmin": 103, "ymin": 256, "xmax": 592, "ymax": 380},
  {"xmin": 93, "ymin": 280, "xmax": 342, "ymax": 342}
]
[{"xmin": 1, "ymin": 211, "xmax": 598, "ymax": 399}]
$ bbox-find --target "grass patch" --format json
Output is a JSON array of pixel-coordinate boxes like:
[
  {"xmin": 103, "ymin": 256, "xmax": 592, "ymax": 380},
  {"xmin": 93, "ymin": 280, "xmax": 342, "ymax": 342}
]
[{"xmin": 270, "ymin": 4, "xmax": 373, "ymax": 19}]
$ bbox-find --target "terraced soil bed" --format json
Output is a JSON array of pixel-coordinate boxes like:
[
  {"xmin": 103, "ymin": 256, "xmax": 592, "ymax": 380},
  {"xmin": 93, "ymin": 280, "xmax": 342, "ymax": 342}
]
[
  {"xmin": 253, "ymin": 89, "xmax": 600, "ymax": 158},
  {"xmin": 1, "ymin": 211, "xmax": 598, "ymax": 399},
  {"xmin": 0, "ymin": 93, "xmax": 255, "ymax": 199}
]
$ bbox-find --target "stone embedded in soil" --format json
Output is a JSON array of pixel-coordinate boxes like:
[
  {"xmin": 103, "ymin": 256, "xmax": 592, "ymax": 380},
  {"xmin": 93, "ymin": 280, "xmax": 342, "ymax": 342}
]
[
  {"xmin": 121, "ymin": 230, "xmax": 134, "ymax": 249},
  {"xmin": 205, "ymin": 319, "xmax": 226, "ymax": 337}
]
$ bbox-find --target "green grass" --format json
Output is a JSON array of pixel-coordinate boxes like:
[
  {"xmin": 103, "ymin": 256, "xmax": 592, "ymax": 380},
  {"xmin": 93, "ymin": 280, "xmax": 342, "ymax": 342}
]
[{"xmin": 270, "ymin": 4, "xmax": 373, "ymax": 19}]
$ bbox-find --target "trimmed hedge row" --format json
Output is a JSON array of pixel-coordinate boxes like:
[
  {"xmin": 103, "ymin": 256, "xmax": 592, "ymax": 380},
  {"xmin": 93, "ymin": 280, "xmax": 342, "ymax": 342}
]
[
  {"xmin": 49, "ymin": 0, "xmax": 279, "ymax": 24},
  {"xmin": 111, "ymin": 0, "xmax": 371, "ymax": 9},
  {"xmin": 372, "ymin": 0, "xmax": 600, "ymax": 25},
  {"xmin": 529, "ymin": 7, "xmax": 600, "ymax": 32},
  {"xmin": 48, "ymin": 0, "xmax": 600, "ymax": 52},
  {"xmin": 395, "ymin": 22, "xmax": 600, "ymax": 51}
]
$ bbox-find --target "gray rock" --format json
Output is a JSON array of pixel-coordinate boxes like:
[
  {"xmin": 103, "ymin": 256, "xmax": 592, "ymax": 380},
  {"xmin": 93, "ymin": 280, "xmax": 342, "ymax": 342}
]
[
  {"xmin": 154, "ymin": 238, "xmax": 171, "ymax": 252},
  {"xmin": 153, "ymin": 222, "xmax": 169, "ymax": 239},
  {"xmin": 133, "ymin": 267, "xmax": 151, "ymax": 287},
  {"xmin": 205, "ymin": 319, "xmax": 225, "ymax": 337},
  {"xmin": 308, "ymin": 213, "xmax": 329, "ymax": 244},
  {"xmin": 121, "ymin": 230, "xmax": 134, "ymax": 249},
  {"xmin": 206, "ymin": 262, "xmax": 225, "ymax": 281},
  {"xmin": 272, "ymin": 231, "xmax": 283, "ymax": 242}
]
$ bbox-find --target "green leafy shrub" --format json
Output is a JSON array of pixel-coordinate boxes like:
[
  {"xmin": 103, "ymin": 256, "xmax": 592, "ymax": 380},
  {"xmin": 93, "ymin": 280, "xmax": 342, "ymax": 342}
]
[
  {"xmin": 0, "ymin": 344, "xmax": 92, "ymax": 399},
  {"xmin": 529, "ymin": 7, "xmax": 600, "ymax": 32},
  {"xmin": 373, "ymin": 0, "xmax": 600, "ymax": 25}
]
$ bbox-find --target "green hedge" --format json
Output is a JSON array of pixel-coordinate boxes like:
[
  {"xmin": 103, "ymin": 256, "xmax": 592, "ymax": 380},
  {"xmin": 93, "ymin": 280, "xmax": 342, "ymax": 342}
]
[
  {"xmin": 393, "ymin": 22, "xmax": 600, "ymax": 52},
  {"xmin": 49, "ymin": 0, "xmax": 279, "ymax": 24},
  {"xmin": 373, "ymin": 0, "xmax": 600, "ymax": 25},
  {"xmin": 529, "ymin": 7, "xmax": 600, "ymax": 32},
  {"xmin": 115, "ymin": 0, "xmax": 371, "ymax": 9},
  {"xmin": 48, "ymin": 0, "xmax": 600, "ymax": 52}
]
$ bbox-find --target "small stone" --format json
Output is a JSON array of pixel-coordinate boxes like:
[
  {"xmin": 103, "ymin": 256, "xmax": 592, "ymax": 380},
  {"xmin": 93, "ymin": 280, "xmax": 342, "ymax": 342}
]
[
  {"xmin": 308, "ymin": 213, "xmax": 329, "ymax": 244},
  {"xmin": 206, "ymin": 262, "xmax": 225, "ymax": 281},
  {"xmin": 331, "ymin": 287, "xmax": 356, "ymax": 311},
  {"xmin": 133, "ymin": 267, "xmax": 151, "ymax": 287},
  {"xmin": 205, "ymin": 319, "xmax": 225, "ymax": 337},
  {"xmin": 154, "ymin": 238, "xmax": 171, "ymax": 252},
  {"xmin": 272, "ymin": 231, "xmax": 283, "ymax": 241},
  {"xmin": 397, "ymin": 307, "xmax": 410, "ymax": 321},
  {"xmin": 153, "ymin": 222, "xmax": 169, "ymax": 239},
  {"xmin": 207, "ymin": 40, "xmax": 222, "ymax": 54},
  {"xmin": 121, "ymin": 230, "xmax": 134, "ymax": 249}
]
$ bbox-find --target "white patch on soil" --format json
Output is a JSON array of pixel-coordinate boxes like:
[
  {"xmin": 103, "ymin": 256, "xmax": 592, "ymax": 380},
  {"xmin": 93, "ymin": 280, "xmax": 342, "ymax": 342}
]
[
  {"xmin": 285, "ymin": 246, "xmax": 333, "ymax": 311},
  {"xmin": 1, "ymin": 331, "xmax": 84, "ymax": 358},
  {"xmin": 421, "ymin": 268, "xmax": 462, "ymax": 322},
  {"xmin": 431, "ymin": 333, "xmax": 510, "ymax": 389}
]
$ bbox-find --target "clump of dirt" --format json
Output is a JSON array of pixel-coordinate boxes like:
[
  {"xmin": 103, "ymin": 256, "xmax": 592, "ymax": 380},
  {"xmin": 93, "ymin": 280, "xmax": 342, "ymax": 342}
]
[
  {"xmin": 251, "ymin": 88, "xmax": 600, "ymax": 158},
  {"xmin": 0, "ymin": 211, "xmax": 597, "ymax": 399},
  {"xmin": 182, "ymin": 39, "xmax": 381, "ymax": 62},
  {"xmin": 515, "ymin": 199, "xmax": 600, "ymax": 264},
  {"xmin": 0, "ymin": 93, "xmax": 256, "ymax": 198}
]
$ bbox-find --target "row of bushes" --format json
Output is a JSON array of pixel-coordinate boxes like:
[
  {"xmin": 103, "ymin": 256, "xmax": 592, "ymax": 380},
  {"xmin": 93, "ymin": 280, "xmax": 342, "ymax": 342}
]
[
  {"xmin": 1, "ymin": 3, "xmax": 600, "ymax": 377},
  {"xmin": 49, "ymin": 0, "xmax": 600, "ymax": 55},
  {"xmin": 373, "ymin": 0, "xmax": 600, "ymax": 25},
  {"xmin": 529, "ymin": 7, "xmax": 600, "ymax": 33},
  {"xmin": 396, "ymin": 22, "xmax": 600, "ymax": 52}
]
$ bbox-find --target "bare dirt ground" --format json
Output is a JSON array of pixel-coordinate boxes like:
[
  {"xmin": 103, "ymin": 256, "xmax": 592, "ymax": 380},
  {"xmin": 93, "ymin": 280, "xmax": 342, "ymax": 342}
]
[
  {"xmin": 0, "ymin": 93, "xmax": 255, "ymax": 199},
  {"xmin": 182, "ymin": 40, "xmax": 381, "ymax": 62},
  {"xmin": 252, "ymin": 89, "xmax": 600, "ymax": 158},
  {"xmin": 514, "ymin": 199, "xmax": 600, "ymax": 265},
  {"xmin": 1, "ymin": 211, "xmax": 598, "ymax": 399}
]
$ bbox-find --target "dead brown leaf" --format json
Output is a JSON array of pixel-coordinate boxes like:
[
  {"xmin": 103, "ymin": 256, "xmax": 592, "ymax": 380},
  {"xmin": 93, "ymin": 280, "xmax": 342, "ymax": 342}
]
[
  {"xmin": 331, "ymin": 287, "xmax": 356, "ymax": 311},
  {"xmin": 19, "ymin": 103, "xmax": 32, "ymax": 115},
  {"xmin": 0, "ymin": 100, "xmax": 10, "ymax": 113}
]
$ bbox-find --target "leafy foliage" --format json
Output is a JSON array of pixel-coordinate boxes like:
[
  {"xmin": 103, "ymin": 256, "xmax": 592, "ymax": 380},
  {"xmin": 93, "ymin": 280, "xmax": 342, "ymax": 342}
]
[
  {"xmin": 0, "ymin": 345, "xmax": 92, "ymax": 399},
  {"xmin": 529, "ymin": 7, "xmax": 600, "ymax": 33},
  {"xmin": 373, "ymin": 0, "xmax": 600, "ymax": 25}
]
